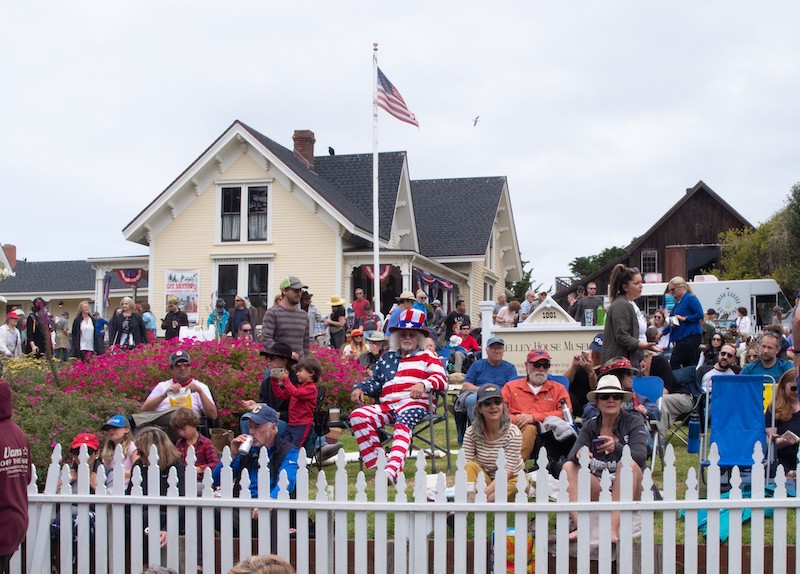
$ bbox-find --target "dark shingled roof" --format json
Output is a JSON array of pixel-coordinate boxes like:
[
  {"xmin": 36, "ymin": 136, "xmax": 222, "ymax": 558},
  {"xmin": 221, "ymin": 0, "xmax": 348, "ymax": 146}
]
[
  {"xmin": 412, "ymin": 177, "xmax": 507, "ymax": 257},
  {"xmin": 314, "ymin": 152, "xmax": 405, "ymax": 240},
  {"xmin": 239, "ymin": 123, "xmax": 403, "ymax": 241},
  {"xmin": 0, "ymin": 260, "xmax": 149, "ymax": 295}
]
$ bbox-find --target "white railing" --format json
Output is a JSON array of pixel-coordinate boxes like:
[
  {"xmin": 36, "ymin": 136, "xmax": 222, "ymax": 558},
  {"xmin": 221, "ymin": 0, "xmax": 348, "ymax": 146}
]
[{"xmin": 15, "ymin": 441, "xmax": 800, "ymax": 574}]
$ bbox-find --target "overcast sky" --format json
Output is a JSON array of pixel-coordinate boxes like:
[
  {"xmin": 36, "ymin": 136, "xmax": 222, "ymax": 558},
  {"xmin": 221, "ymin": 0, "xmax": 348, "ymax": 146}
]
[{"xmin": 3, "ymin": 2, "xmax": 799, "ymax": 289}]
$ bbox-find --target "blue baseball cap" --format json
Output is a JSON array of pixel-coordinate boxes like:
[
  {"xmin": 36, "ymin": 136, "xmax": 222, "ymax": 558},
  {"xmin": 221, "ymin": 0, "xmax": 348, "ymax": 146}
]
[
  {"xmin": 101, "ymin": 414, "xmax": 130, "ymax": 430},
  {"xmin": 241, "ymin": 404, "xmax": 279, "ymax": 426},
  {"xmin": 589, "ymin": 333, "xmax": 604, "ymax": 353},
  {"xmin": 486, "ymin": 337, "xmax": 505, "ymax": 347}
]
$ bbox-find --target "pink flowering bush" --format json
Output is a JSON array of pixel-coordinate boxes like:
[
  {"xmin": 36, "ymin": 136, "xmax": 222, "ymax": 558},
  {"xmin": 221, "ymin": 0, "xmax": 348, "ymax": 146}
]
[
  {"xmin": 53, "ymin": 338, "xmax": 268, "ymax": 423},
  {"xmin": 4, "ymin": 338, "xmax": 366, "ymax": 478},
  {"xmin": 309, "ymin": 345, "xmax": 367, "ymax": 410}
]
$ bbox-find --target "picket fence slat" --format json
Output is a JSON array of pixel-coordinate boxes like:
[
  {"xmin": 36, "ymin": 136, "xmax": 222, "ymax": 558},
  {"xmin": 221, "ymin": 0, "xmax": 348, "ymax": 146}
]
[{"xmin": 19, "ymin": 440, "xmax": 800, "ymax": 574}]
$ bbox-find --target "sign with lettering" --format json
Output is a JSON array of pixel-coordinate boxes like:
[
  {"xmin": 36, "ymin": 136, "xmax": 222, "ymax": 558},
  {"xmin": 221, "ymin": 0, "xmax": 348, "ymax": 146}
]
[{"xmin": 492, "ymin": 326, "xmax": 603, "ymax": 375}]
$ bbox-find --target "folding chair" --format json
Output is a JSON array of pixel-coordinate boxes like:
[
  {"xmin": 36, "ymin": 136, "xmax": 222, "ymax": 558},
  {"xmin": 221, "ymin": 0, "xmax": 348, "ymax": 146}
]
[
  {"xmin": 633, "ymin": 375, "xmax": 665, "ymax": 469},
  {"xmin": 663, "ymin": 366, "xmax": 704, "ymax": 446},
  {"xmin": 700, "ymin": 375, "xmax": 777, "ymax": 486},
  {"xmin": 307, "ymin": 386, "xmax": 343, "ymax": 470}
]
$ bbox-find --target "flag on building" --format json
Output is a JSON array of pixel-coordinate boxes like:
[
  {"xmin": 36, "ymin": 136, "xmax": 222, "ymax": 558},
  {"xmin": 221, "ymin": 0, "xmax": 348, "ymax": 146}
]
[{"xmin": 377, "ymin": 68, "xmax": 419, "ymax": 127}]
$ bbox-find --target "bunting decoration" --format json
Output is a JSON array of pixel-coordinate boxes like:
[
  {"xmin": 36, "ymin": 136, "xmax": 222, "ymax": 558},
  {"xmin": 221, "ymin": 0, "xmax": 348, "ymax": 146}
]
[
  {"xmin": 118, "ymin": 268, "xmax": 144, "ymax": 286},
  {"xmin": 362, "ymin": 264, "xmax": 393, "ymax": 282}
]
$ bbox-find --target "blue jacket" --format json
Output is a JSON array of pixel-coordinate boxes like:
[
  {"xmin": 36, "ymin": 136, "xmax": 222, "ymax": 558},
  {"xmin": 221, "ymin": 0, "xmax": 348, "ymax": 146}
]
[
  {"xmin": 661, "ymin": 292, "xmax": 703, "ymax": 342},
  {"xmin": 213, "ymin": 437, "xmax": 298, "ymax": 499}
]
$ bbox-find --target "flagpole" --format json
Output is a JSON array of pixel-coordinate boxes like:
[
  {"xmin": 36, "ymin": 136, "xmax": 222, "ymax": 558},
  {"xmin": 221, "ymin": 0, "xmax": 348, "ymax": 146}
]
[{"xmin": 372, "ymin": 43, "xmax": 381, "ymax": 317}]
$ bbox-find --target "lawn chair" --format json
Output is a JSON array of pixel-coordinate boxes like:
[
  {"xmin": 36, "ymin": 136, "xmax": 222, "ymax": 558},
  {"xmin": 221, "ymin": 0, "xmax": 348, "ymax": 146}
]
[
  {"xmin": 632, "ymin": 375, "xmax": 665, "ymax": 469},
  {"xmin": 700, "ymin": 375, "xmax": 777, "ymax": 487}
]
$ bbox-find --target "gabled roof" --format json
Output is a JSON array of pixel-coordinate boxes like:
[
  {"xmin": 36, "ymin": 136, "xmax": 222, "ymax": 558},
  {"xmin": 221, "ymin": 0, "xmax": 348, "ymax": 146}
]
[
  {"xmin": 622, "ymin": 180, "xmax": 751, "ymax": 257},
  {"xmin": 313, "ymin": 151, "xmax": 406, "ymax": 240},
  {"xmin": 0, "ymin": 260, "xmax": 149, "ymax": 294},
  {"xmin": 124, "ymin": 121, "xmax": 404, "ymax": 242},
  {"xmin": 554, "ymin": 180, "xmax": 753, "ymax": 297},
  {"xmin": 412, "ymin": 177, "xmax": 507, "ymax": 257}
]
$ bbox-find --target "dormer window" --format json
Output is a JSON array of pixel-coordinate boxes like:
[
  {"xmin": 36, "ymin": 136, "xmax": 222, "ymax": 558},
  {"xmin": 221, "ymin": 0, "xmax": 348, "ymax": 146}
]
[{"xmin": 220, "ymin": 184, "xmax": 269, "ymax": 242}]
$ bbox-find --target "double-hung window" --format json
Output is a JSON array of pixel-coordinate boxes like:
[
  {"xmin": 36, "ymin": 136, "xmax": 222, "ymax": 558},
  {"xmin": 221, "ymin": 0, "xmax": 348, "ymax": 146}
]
[{"xmin": 220, "ymin": 184, "xmax": 269, "ymax": 242}]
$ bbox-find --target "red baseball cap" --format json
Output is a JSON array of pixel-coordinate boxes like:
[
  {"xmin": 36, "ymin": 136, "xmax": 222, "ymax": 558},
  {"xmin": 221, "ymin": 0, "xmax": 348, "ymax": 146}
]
[
  {"xmin": 527, "ymin": 348, "xmax": 552, "ymax": 362},
  {"xmin": 71, "ymin": 433, "xmax": 100, "ymax": 451}
]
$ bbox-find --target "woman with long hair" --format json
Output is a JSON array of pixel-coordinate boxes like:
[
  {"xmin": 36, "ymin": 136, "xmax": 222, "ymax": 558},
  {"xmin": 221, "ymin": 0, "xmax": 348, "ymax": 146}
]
[
  {"xmin": 324, "ymin": 295, "xmax": 347, "ymax": 350},
  {"xmin": 658, "ymin": 276, "xmax": 704, "ymax": 369},
  {"xmin": 766, "ymin": 368, "xmax": 800, "ymax": 475},
  {"xmin": 462, "ymin": 385, "xmax": 525, "ymax": 501},
  {"xmin": 108, "ymin": 297, "xmax": 148, "ymax": 350},
  {"xmin": 602, "ymin": 264, "xmax": 657, "ymax": 364},
  {"xmin": 341, "ymin": 328, "xmax": 368, "ymax": 357},
  {"xmin": 698, "ymin": 333, "xmax": 724, "ymax": 367},
  {"xmin": 70, "ymin": 301, "xmax": 105, "ymax": 361}
]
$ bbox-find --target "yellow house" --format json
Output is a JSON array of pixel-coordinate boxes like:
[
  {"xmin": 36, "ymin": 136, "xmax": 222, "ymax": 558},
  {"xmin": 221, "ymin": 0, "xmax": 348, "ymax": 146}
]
[{"xmin": 118, "ymin": 120, "xmax": 522, "ymax": 330}]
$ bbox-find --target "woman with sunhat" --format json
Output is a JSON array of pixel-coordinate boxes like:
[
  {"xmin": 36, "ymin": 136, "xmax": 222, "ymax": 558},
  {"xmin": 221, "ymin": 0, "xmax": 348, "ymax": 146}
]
[
  {"xmin": 563, "ymin": 374, "xmax": 648, "ymax": 543},
  {"xmin": 462, "ymin": 384, "xmax": 526, "ymax": 501},
  {"xmin": 324, "ymin": 295, "xmax": 347, "ymax": 350}
]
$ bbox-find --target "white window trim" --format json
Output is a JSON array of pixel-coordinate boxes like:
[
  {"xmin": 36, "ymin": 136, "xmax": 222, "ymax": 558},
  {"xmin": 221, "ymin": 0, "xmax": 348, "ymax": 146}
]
[
  {"xmin": 484, "ymin": 282, "xmax": 494, "ymax": 302},
  {"xmin": 215, "ymin": 180, "xmax": 273, "ymax": 245},
  {"xmin": 641, "ymin": 249, "xmax": 658, "ymax": 274},
  {"xmin": 213, "ymin": 260, "xmax": 272, "ymax": 306}
]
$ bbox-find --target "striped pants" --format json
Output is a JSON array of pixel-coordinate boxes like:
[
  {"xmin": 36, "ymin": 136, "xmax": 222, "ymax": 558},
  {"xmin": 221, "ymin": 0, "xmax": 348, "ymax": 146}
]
[{"xmin": 350, "ymin": 403, "xmax": 427, "ymax": 480}]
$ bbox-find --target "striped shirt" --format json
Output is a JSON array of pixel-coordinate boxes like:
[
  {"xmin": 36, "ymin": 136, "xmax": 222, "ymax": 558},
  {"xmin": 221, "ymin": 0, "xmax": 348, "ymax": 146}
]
[
  {"xmin": 261, "ymin": 304, "xmax": 310, "ymax": 358},
  {"xmin": 462, "ymin": 423, "xmax": 524, "ymax": 480},
  {"xmin": 355, "ymin": 348, "xmax": 447, "ymax": 410}
]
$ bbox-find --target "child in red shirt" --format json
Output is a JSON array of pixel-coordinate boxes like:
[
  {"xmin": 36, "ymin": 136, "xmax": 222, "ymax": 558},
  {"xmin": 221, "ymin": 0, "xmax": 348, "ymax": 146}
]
[{"xmin": 272, "ymin": 357, "xmax": 320, "ymax": 448}]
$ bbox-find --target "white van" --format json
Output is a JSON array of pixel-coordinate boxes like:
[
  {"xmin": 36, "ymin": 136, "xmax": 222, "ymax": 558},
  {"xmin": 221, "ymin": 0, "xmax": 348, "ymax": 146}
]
[{"xmin": 638, "ymin": 276, "xmax": 793, "ymax": 328}]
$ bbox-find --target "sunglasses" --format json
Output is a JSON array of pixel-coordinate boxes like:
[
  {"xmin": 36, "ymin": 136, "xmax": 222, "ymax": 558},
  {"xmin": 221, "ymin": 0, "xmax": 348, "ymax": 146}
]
[
  {"xmin": 71, "ymin": 448, "xmax": 97, "ymax": 456},
  {"xmin": 712, "ymin": 337, "xmax": 722, "ymax": 341},
  {"xmin": 353, "ymin": 335, "xmax": 363, "ymax": 338},
  {"xmin": 460, "ymin": 327, "xmax": 471, "ymax": 331},
  {"xmin": 527, "ymin": 361, "xmax": 551, "ymax": 369},
  {"xmin": 599, "ymin": 394, "xmax": 624, "ymax": 401},
  {"xmin": 480, "ymin": 398, "xmax": 503, "ymax": 407},
  {"xmin": 719, "ymin": 351, "xmax": 734, "ymax": 358},
  {"xmin": 790, "ymin": 386, "xmax": 798, "ymax": 392},
  {"xmin": 241, "ymin": 328, "xmax": 252, "ymax": 333}
]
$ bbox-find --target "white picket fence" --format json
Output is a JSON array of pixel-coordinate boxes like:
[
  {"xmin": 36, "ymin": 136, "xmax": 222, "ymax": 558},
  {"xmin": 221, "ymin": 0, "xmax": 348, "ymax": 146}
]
[{"xmin": 14, "ymin": 441, "xmax": 800, "ymax": 574}]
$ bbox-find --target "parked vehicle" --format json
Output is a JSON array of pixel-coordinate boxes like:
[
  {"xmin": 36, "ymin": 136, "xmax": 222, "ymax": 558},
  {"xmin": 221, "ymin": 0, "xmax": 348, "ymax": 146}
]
[{"xmin": 639, "ymin": 276, "xmax": 792, "ymax": 329}]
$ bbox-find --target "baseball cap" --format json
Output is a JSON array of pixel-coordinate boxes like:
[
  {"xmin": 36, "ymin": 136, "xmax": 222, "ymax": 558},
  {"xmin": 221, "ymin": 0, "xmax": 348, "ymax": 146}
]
[
  {"xmin": 170, "ymin": 350, "xmax": 191, "ymax": 366},
  {"xmin": 589, "ymin": 333, "xmax": 604, "ymax": 353},
  {"xmin": 706, "ymin": 308, "xmax": 718, "ymax": 316},
  {"xmin": 527, "ymin": 348, "xmax": 552, "ymax": 362},
  {"xmin": 71, "ymin": 433, "xmax": 100, "ymax": 451},
  {"xmin": 476, "ymin": 384, "xmax": 504, "ymax": 404},
  {"xmin": 486, "ymin": 336, "xmax": 505, "ymax": 347},
  {"xmin": 241, "ymin": 404, "xmax": 279, "ymax": 425},
  {"xmin": 279, "ymin": 276, "xmax": 307, "ymax": 290},
  {"xmin": 101, "ymin": 414, "xmax": 131, "ymax": 430}
]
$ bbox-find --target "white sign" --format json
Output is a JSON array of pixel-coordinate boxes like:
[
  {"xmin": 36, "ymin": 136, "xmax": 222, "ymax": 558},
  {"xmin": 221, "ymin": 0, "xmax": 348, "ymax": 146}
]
[{"xmin": 165, "ymin": 269, "xmax": 200, "ymax": 324}]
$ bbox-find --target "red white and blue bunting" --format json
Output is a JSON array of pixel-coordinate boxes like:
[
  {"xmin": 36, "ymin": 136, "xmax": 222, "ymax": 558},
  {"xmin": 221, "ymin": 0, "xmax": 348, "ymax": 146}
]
[
  {"xmin": 117, "ymin": 268, "xmax": 144, "ymax": 286},
  {"xmin": 362, "ymin": 264, "xmax": 393, "ymax": 282}
]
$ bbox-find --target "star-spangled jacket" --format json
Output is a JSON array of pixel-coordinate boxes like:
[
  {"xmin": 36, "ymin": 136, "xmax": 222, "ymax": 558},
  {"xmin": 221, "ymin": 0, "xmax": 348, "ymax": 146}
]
[{"xmin": 354, "ymin": 348, "xmax": 447, "ymax": 410}]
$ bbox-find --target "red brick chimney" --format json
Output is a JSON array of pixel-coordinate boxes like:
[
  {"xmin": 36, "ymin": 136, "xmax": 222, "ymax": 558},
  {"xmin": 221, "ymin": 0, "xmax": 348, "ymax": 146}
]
[
  {"xmin": 292, "ymin": 130, "xmax": 316, "ymax": 169},
  {"xmin": 2, "ymin": 244, "xmax": 16, "ymax": 269}
]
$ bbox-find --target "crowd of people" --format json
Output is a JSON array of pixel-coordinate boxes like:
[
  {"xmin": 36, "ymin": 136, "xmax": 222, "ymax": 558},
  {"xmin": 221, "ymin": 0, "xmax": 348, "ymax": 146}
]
[{"xmin": 3, "ymin": 272, "xmax": 800, "ymax": 569}]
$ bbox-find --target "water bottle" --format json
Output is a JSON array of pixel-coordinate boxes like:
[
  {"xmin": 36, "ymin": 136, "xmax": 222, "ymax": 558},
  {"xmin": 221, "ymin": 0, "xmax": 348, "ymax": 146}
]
[
  {"xmin": 597, "ymin": 306, "xmax": 605, "ymax": 326},
  {"xmin": 560, "ymin": 398, "xmax": 574, "ymax": 427},
  {"xmin": 687, "ymin": 412, "xmax": 701, "ymax": 453}
]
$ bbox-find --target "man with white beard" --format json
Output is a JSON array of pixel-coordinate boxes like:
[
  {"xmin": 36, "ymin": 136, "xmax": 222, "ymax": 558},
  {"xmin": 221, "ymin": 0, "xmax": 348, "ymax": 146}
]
[{"xmin": 501, "ymin": 348, "xmax": 572, "ymax": 460}]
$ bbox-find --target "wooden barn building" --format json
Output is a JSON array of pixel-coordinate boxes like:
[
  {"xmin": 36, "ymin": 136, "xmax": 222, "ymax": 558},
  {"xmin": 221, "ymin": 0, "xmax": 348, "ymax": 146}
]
[{"xmin": 555, "ymin": 180, "xmax": 752, "ymax": 299}]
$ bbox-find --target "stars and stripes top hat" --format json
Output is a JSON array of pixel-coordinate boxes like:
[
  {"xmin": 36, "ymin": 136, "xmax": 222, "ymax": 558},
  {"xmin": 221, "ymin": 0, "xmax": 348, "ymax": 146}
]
[{"xmin": 389, "ymin": 308, "xmax": 429, "ymax": 334}]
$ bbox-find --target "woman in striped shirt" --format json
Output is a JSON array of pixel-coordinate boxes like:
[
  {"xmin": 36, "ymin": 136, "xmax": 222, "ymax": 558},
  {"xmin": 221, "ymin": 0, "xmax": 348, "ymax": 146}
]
[{"xmin": 462, "ymin": 384, "xmax": 526, "ymax": 501}]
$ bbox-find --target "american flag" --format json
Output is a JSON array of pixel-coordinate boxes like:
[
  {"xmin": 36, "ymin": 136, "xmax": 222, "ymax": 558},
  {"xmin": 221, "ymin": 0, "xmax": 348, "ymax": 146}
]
[{"xmin": 377, "ymin": 68, "xmax": 418, "ymax": 127}]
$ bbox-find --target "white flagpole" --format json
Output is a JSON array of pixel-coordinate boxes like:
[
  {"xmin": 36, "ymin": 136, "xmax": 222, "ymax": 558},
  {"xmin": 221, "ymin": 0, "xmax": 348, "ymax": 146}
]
[{"xmin": 372, "ymin": 43, "xmax": 381, "ymax": 316}]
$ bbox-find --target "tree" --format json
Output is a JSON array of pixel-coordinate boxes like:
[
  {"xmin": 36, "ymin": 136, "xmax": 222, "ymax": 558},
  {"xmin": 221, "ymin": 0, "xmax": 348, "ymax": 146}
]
[
  {"xmin": 716, "ymin": 182, "xmax": 800, "ymax": 295},
  {"xmin": 568, "ymin": 246, "xmax": 626, "ymax": 278},
  {"xmin": 506, "ymin": 259, "xmax": 543, "ymax": 301}
]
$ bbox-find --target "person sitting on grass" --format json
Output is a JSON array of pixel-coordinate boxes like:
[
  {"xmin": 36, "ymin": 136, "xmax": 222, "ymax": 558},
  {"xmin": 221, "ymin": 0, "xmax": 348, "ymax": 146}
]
[
  {"xmin": 563, "ymin": 375, "xmax": 647, "ymax": 544},
  {"xmin": 462, "ymin": 385, "xmax": 526, "ymax": 502},
  {"xmin": 271, "ymin": 356, "xmax": 321, "ymax": 448},
  {"xmin": 170, "ymin": 407, "xmax": 219, "ymax": 480}
]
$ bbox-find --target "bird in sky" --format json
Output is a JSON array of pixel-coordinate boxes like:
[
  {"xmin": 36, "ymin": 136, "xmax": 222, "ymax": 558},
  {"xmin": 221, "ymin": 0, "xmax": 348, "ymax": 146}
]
[{"xmin": 473, "ymin": 116, "xmax": 480, "ymax": 127}]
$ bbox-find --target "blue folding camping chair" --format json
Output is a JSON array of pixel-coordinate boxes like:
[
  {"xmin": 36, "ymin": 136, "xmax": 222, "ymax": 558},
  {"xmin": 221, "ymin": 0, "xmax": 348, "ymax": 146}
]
[
  {"xmin": 633, "ymin": 375, "xmax": 665, "ymax": 469},
  {"xmin": 700, "ymin": 375, "xmax": 777, "ymax": 485}
]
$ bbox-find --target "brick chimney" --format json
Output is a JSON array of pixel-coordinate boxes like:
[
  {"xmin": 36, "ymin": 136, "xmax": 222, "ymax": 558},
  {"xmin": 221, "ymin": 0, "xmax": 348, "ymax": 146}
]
[
  {"xmin": 292, "ymin": 130, "xmax": 316, "ymax": 169},
  {"xmin": 2, "ymin": 244, "xmax": 16, "ymax": 269}
]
